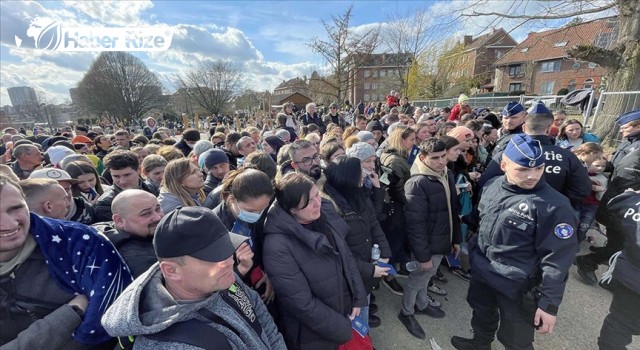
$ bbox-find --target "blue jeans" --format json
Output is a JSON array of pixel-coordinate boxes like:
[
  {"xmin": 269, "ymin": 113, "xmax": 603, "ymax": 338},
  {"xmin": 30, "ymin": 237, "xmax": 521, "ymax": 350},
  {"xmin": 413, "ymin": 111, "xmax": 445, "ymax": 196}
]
[
  {"xmin": 575, "ymin": 203, "xmax": 598, "ymax": 242},
  {"xmin": 360, "ymin": 294, "xmax": 371, "ymax": 328}
]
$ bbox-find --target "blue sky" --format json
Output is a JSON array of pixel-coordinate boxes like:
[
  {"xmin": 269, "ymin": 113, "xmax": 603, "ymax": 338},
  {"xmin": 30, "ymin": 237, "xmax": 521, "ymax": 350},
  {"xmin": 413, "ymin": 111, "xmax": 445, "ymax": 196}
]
[{"xmin": 0, "ymin": 1, "xmax": 615, "ymax": 106}]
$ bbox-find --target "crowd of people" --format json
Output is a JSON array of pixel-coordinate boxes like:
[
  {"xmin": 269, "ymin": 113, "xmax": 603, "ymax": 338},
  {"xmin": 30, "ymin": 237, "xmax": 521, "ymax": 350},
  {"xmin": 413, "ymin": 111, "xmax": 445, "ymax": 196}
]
[{"xmin": 0, "ymin": 95, "xmax": 639, "ymax": 350}]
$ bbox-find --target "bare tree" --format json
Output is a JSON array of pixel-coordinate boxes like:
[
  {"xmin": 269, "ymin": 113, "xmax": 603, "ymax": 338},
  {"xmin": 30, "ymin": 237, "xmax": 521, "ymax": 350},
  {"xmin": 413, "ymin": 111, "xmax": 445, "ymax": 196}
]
[
  {"xmin": 457, "ymin": 0, "xmax": 639, "ymax": 144},
  {"xmin": 382, "ymin": 7, "xmax": 446, "ymax": 97},
  {"xmin": 75, "ymin": 52, "xmax": 164, "ymax": 125},
  {"xmin": 234, "ymin": 89, "xmax": 262, "ymax": 115},
  {"xmin": 174, "ymin": 60, "xmax": 244, "ymax": 116},
  {"xmin": 308, "ymin": 5, "xmax": 381, "ymax": 103}
]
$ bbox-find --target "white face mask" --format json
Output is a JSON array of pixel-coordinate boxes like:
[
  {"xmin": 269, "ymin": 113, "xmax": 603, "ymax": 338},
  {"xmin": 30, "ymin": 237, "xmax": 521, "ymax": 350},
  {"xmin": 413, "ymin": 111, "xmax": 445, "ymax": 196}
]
[{"xmin": 362, "ymin": 168, "xmax": 372, "ymax": 176}]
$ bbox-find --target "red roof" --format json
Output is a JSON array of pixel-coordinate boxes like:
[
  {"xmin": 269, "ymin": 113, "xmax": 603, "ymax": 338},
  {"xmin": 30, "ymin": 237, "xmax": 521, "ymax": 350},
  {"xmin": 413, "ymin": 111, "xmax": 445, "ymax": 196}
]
[{"xmin": 495, "ymin": 18, "xmax": 618, "ymax": 66}]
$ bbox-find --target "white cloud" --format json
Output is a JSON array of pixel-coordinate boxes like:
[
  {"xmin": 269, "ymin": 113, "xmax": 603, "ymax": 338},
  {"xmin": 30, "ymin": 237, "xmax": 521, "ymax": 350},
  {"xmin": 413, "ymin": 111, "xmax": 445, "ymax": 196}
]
[{"xmin": 62, "ymin": 0, "xmax": 154, "ymax": 26}]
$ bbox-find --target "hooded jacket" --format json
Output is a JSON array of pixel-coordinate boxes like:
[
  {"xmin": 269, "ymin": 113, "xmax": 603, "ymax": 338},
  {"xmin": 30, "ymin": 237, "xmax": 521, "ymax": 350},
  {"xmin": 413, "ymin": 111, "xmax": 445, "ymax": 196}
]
[
  {"xmin": 321, "ymin": 183, "xmax": 391, "ymax": 293},
  {"xmin": 101, "ymin": 264, "xmax": 286, "ymax": 350},
  {"xmin": 405, "ymin": 159, "xmax": 461, "ymax": 262},
  {"xmin": 262, "ymin": 200, "xmax": 367, "ymax": 350}
]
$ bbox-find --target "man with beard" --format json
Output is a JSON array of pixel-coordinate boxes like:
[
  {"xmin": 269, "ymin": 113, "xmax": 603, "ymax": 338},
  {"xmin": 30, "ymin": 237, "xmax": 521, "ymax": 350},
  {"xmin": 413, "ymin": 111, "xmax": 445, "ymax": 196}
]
[
  {"xmin": 289, "ymin": 139, "xmax": 322, "ymax": 181},
  {"xmin": 104, "ymin": 189, "xmax": 165, "ymax": 278}
]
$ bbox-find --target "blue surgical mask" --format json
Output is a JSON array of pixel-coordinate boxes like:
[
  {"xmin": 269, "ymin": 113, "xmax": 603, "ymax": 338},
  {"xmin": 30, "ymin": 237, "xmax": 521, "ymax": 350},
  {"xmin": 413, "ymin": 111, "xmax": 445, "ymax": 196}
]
[
  {"xmin": 238, "ymin": 210, "xmax": 262, "ymax": 223},
  {"xmin": 235, "ymin": 201, "xmax": 263, "ymax": 223}
]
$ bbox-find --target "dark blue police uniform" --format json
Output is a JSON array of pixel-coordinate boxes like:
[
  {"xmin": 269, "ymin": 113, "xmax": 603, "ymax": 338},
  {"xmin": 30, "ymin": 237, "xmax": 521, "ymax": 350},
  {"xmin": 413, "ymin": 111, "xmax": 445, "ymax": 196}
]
[{"xmin": 452, "ymin": 134, "xmax": 578, "ymax": 350}]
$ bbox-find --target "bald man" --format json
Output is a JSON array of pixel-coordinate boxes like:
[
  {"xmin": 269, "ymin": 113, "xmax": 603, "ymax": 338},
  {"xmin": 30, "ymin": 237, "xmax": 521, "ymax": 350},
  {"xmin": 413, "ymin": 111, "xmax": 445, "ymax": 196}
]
[
  {"xmin": 103, "ymin": 189, "xmax": 165, "ymax": 277},
  {"xmin": 19, "ymin": 179, "xmax": 70, "ymax": 219}
]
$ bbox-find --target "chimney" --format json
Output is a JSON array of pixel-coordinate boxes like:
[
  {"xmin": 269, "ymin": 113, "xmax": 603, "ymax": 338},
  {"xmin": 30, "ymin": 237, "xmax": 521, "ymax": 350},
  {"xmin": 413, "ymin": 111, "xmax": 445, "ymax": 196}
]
[{"xmin": 463, "ymin": 35, "xmax": 473, "ymax": 46}]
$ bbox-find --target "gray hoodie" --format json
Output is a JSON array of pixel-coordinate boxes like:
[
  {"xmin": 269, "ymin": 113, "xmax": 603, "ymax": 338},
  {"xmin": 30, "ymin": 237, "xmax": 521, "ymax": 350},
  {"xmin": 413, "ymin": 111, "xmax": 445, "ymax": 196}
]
[{"xmin": 101, "ymin": 263, "xmax": 286, "ymax": 350}]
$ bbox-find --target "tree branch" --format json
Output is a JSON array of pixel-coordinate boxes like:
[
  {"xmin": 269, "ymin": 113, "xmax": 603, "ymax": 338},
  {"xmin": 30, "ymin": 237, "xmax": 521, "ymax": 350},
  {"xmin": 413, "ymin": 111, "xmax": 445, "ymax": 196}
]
[
  {"xmin": 567, "ymin": 44, "xmax": 622, "ymax": 69},
  {"xmin": 465, "ymin": 2, "xmax": 615, "ymax": 20}
]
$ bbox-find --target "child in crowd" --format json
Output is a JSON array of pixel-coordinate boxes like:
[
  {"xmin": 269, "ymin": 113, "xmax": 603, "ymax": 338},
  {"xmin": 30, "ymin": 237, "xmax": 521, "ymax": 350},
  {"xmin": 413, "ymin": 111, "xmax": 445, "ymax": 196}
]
[{"xmin": 573, "ymin": 142, "xmax": 608, "ymax": 242}]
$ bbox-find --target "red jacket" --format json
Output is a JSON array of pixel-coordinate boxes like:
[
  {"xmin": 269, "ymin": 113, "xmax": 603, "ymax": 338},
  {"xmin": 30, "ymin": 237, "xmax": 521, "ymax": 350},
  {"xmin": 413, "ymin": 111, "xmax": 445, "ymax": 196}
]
[{"xmin": 449, "ymin": 103, "xmax": 461, "ymax": 122}]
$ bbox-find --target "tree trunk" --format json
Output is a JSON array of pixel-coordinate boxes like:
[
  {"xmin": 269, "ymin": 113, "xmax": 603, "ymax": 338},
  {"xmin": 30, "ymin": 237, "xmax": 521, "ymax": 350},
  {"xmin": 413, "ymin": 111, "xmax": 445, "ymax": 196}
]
[{"xmin": 591, "ymin": 0, "xmax": 640, "ymax": 146}]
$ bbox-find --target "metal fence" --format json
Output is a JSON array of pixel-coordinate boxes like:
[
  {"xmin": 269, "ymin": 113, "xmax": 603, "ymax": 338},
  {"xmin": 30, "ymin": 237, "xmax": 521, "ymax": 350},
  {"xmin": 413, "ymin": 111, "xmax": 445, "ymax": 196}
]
[
  {"xmin": 414, "ymin": 94, "xmax": 583, "ymax": 115},
  {"xmin": 585, "ymin": 91, "xmax": 640, "ymax": 146}
]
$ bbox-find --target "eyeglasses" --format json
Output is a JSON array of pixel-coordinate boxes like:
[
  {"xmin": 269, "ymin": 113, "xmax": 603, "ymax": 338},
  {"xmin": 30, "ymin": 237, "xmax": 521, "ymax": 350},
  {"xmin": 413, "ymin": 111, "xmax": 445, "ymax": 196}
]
[{"xmin": 295, "ymin": 153, "xmax": 320, "ymax": 166}]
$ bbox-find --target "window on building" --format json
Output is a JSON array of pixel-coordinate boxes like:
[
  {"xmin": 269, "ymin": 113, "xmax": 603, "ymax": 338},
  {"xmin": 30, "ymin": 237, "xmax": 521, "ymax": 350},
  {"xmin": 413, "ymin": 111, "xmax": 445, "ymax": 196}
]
[
  {"xmin": 508, "ymin": 65, "xmax": 522, "ymax": 76},
  {"xmin": 594, "ymin": 32, "xmax": 615, "ymax": 49},
  {"xmin": 364, "ymin": 82, "xmax": 370, "ymax": 90},
  {"xmin": 495, "ymin": 50, "xmax": 503, "ymax": 59},
  {"xmin": 520, "ymin": 47, "xmax": 529, "ymax": 53},
  {"xmin": 509, "ymin": 83, "xmax": 522, "ymax": 92},
  {"xmin": 380, "ymin": 70, "xmax": 386, "ymax": 78},
  {"xmin": 364, "ymin": 70, "xmax": 371, "ymax": 78},
  {"xmin": 567, "ymin": 80, "xmax": 576, "ymax": 92},
  {"xmin": 540, "ymin": 60, "xmax": 560, "ymax": 73},
  {"xmin": 554, "ymin": 41, "xmax": 568, "ymax": 47},
  {"xmin": 371, "ymin": 83, "xmax": 377, "ymax": 90},
  {"xmin": 372, "ymin": 71, "xmax": 378, "ymax": 78},
  {"xmin": 584, "ymin": 78, "xmax": 594, "ymax": 89},
  {"xmin": 364, "ymin": 94, "xmax": 370, "ymax": 101},
  {"xmin": 540, "ymin": 81, "xmax": 555, "ymax": 95}
]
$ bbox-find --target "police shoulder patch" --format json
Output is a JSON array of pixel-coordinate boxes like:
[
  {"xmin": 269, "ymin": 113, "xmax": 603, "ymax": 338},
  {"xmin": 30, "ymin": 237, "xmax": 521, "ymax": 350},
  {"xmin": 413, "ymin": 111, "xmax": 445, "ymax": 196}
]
[{"xmin": 554, "ymin": 223, "xmax": 574, "ymax": 239}]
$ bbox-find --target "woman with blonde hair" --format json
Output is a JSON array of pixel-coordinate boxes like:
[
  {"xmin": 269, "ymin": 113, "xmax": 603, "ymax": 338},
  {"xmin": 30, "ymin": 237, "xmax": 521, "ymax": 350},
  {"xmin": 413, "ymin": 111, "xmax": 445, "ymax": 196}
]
[
  {"xmin": 157, "ymin": 145, "xmax": 184, "ymax": 162},
  {"xmin": 158, "ymin": 158, "xmax": 205, "ymax": 214},
  {"xmin": 379, "ymin": 125, "xmax": 416, "ymax": 294}
]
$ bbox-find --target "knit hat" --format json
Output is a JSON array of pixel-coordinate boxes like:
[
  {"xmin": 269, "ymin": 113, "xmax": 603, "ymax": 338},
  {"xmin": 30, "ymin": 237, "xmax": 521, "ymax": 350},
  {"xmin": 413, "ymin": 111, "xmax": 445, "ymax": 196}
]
[
  {"xmin": 47, "ymin": 146, "xmax": 75, "ymax": 166},
  {"xmin": 346, "ymin": 142, "xmax": 376, "ymax": 161},
  {"xmin": 198, "ymin": 149, "xmax": 229, "ymax": 171},
  {"xmin": 356, "ymin": 131, "xmax": 375, "ymax": 144},
  {"xmin": 458, "ymin": 94, "xmax": 469, "ymax": 105},
  {"xmin": 264, "ymin": 136, "xmax": 285, "ymax": 155},
  {"xmin": 71, "ymin": 135, "xmax": 92, "ymax": 145},
  {"xmin": 366, "ymin": 120, "xmax": 384, "ymax": 132},
  {"xmin": 447, "ymin": 126, "xmax": 474, "ymax": 142}
]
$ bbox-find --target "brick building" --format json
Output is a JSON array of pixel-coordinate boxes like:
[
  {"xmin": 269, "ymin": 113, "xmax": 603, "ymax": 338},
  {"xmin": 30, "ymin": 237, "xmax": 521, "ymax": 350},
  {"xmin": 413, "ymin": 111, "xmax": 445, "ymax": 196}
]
[
  {"xmin": 494, "ymin": 18, "xmax": 617, "ymax": 95},
  {"xmin": 347, "ymin": 52, "xmax": 413, "ymax": 105},
  {"xmin": 445, "ymin": 28, "xmax": 518, "ymax": 92}
]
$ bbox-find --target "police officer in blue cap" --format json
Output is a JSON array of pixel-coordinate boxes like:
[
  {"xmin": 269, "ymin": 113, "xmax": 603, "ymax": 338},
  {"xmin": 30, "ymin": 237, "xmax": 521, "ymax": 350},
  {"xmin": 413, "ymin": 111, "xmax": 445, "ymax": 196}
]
[
  {"xmin": 610, "ymin": 109, "xmax": 640, "ymax": 168},
  {"xmin": 451, "ymin": 134, "xmax": 578, "ymax": 350},
  {"xmin": 492, "ymin": 101, "xmax": 527, "ymax": 155},
  {"xmin": 575, "ymin": 109, "xmax": 640, "ymax": 285},
  {"xmin": 478, "ymin": 101, "xmax": 591, "ymax": 204}
]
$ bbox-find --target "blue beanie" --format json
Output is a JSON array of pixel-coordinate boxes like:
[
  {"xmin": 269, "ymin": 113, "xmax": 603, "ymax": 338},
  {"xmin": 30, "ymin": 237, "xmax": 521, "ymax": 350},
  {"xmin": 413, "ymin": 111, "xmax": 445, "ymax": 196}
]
[
  {"xmin": 503, "ymin": 134, "xmax": 544, "ymax": 168},
  {"xmin": 198, "ymin": 149, "xmax": 229, "ymax": 171}
]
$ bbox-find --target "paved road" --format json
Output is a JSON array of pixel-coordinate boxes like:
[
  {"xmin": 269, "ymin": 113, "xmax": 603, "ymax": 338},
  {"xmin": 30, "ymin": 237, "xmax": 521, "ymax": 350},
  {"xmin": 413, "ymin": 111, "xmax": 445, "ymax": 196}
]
[{"xmin": 369, "ymin": 265, "xmax": 638, "ymax": 350}]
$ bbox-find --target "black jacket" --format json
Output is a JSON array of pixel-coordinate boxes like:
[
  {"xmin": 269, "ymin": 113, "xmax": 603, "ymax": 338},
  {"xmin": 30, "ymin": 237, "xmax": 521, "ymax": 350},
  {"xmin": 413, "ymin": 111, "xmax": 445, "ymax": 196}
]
[
  {"xmin": 404, "ymin": 168, "xmax": 462, "ymax": 262},
  {"xmin": 174, "ymin": 139, "xmax": 192, "ymax": 157},
  {"xmin": 94, "ymin": 180, "xmax": 154, "ymax": 222},
  {"xmin": 102, "ymin": 226, "xmax": 156, "ymax": 278},
  {"xmin": 596, "ymin": 148, "xmax": 640, "ymax": 227},
  {"xmin": 493, "ymin": 124, "xmax": 524, "ymax": 155},
  {"xmin": 608, "ymin": 191, "xmax": 640, "ymax": 294},
  {"xmin": 300, "ymin": 113, "xmax": 326, "ymax": 134},
  {"xmin": 610, "ymin": 131, "xmax": 640, "ymax": 169},
  {"xmin": 470, "ymin": 176, "xmax": 577, "ymax": 315},
  {"xmin": 322, "ymin": 183, "xmax": 391, "ymax": 293},
  {"xmin": 263, "ymin": 200, "xmax": 367, "ymax": 350},
  {"xmin": 478, "ymin": 135, "xmax": 591, "ymax": 204},
  {"xmin": 203, "ymin": 173, "xmax": 221, "ymax": 196}
]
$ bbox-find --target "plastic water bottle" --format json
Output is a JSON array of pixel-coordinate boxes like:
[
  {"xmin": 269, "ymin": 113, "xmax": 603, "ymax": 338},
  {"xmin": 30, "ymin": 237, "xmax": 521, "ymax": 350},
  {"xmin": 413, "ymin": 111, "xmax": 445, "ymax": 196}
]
[
  {"xmin": 405, "ymin": 261, "xmax": 421, "ymax": 272},
  {"xmin": 371, "ymin": 244, "xmax": 381, "ymax": 262}
]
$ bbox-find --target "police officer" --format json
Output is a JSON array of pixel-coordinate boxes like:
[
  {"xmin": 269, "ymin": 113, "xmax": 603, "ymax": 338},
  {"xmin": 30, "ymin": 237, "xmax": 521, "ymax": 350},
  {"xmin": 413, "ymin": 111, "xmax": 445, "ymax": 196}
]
[
  {"xmin": 451, "ymin": 134, "xmax": 578, "ymax": 350},
  {"xmin": 575, "ymin": 145, "xmax": 640, "ymax": 285},
  {"xmin": 478, "ymin": 101, "xmax": 591, "ymax": 204},
  {"xmin": 492, "ymin": 101, "xmax": 527, "ymax": 155},
  {"xmin": 597, "ymin": 190, "xmax": 640, "ymax": 350},
  {"xmin": 610, "ymin": 109, "xmax": 640, "ymax": 169}
]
